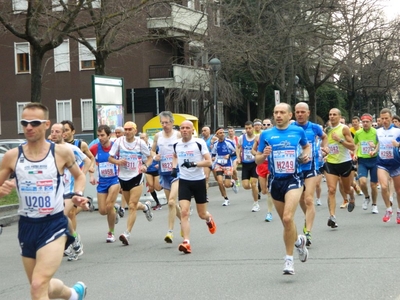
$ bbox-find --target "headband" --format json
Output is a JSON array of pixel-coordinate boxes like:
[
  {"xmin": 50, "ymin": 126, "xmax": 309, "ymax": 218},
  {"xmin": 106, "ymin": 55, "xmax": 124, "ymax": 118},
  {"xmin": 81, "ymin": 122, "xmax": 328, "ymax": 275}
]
[
  {"xmin": 360, "ymin": 115, "xmax": 372, "ymax": 121},
  {"xmin": 254, "ymin": 121, "xmax": 262, "ymax": 125}
]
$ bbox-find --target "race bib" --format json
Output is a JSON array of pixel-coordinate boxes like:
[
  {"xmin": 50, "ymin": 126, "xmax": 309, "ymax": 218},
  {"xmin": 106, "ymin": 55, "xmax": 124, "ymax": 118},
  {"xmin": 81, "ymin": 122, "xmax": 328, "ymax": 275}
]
[
  {"xmin": 329, "ymin": 144, "xmax": 339, "ymax": 155},
  {"xmin": 216, "ymin": 158, "xmax": 228, "ymax": 165},
  {"xmin": 379, "ymin": 143, "xmax": 393, "ymax": 159},
  {"xmin": 20, "ymin": 179, "xmax": 55, "ymax": 214},
  {"xmin": 273, "ymin": 150, "xmax": 296, "ymax": 174},
  {"xmin": 243, "ymin": 148, "xmax": 255, "ymax": 161},
  {"xmin": 160, "ymin": 154, "xmax": 173, "ymax": 172},
  {"xmin": 99, "ymin": 162, "xmax": 116, "ymax": 177},
  {"xmin": 360, "ymin": 141, "xmax": 372, "ymax": 155},
  {"xmin": 121, "ymin": 153, "xmax": 140, "ymax": 171}
]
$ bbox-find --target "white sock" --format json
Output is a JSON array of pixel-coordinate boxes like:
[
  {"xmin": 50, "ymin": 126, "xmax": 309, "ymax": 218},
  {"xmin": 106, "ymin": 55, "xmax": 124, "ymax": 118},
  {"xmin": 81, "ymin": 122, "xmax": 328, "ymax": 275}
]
[
  {"xmin": 69, "ymin": 288, "xmax": 78, "ymax": 300},
  {"xmin": 285, "ymin": 255, "xmax": 293, "ymax": 261}
]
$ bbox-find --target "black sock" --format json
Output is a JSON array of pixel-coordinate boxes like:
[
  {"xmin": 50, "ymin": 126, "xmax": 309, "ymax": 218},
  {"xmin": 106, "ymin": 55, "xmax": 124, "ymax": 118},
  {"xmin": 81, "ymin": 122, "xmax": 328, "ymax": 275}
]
[{"xmin": 151, "ymin": 191, "xmax": 160, "ymax": 205}]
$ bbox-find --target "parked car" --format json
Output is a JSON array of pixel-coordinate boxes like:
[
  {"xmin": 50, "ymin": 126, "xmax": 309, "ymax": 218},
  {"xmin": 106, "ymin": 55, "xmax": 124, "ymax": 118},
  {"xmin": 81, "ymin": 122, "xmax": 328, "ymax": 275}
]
[{"xmin": 0, "ymin": 139, "xmax": 26, "ymax": 166}]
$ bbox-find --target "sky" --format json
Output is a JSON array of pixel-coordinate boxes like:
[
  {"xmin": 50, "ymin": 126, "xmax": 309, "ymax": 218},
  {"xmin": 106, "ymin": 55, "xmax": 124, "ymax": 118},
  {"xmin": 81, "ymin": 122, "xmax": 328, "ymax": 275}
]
[{"xmin": 382, "ymin": 0, "xmax": 400, "ymax": 20}]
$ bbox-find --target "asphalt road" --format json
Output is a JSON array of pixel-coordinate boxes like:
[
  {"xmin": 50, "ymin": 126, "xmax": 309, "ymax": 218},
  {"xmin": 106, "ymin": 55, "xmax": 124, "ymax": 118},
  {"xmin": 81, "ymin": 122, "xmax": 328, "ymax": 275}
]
[{"xmin": 1, "ymin": 182, "xmax": 400, "ymax": 300}]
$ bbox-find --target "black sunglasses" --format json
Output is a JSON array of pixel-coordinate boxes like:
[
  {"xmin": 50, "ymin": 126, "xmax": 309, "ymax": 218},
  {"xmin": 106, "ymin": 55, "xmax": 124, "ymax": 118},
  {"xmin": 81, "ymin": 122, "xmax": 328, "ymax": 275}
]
[
  {"xmin": 263, "ymin": 123, "xmax": 272, "ymax": 126},
  {"xmin": 20, "ymin": 119, "xmax": 47, "ymax": 127}
]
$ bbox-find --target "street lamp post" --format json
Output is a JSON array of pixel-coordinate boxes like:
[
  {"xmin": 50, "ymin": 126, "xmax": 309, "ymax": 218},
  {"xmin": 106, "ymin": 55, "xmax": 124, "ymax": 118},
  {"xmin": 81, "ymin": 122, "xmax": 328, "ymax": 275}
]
[{"xmin": 209, "ymin": 58, "xmax": 221, "ymax": 132}]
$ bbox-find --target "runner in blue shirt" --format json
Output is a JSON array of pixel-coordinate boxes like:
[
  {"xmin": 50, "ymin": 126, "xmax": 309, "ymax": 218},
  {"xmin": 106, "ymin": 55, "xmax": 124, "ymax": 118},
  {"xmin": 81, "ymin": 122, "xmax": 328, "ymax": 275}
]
[{"xmin": 256, "ymin": 103, "xmax": 310, "ymax": 276}]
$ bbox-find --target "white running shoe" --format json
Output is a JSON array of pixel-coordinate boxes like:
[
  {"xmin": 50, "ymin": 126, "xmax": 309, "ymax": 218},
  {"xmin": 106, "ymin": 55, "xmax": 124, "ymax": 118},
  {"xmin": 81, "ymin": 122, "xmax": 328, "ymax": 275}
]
[
  {"xmin": 106, "ymin": 232, "xmax": 115, "ymax": 243},
  {"xmin": 222, "ymin": 199, "xmax": 230, "ymax": 206},
  {"xmin": 362, "ymin": 197, "xmax": 370, "ymax": 210},
  {"xmin": 371, "ymin": 205, "xmax": 379, "ymax": 214},
  {"xmin": 283, "ymin": 259, "xmax": 295, "ymax": 275},
  {"xmin": 251, "ymin": 202, "xmax": 260, "ymax": 212},
  {"xmin": 316, "ymin": 199, "xmax": 322, "ymax": 206},
  {"xmin": 119, "ymin": 231, "xmax": 130, "ymax": 245},
  {"xmin": 295, "ymin": 235, "xmax": 309, "ymax": 263},
  {"xmin": 231, "ymin": 180, "xmax": 239, "ymax": 194},
  {"xmin": 143, "ymin": 201, "xmax": 153, "ymax": 221}
]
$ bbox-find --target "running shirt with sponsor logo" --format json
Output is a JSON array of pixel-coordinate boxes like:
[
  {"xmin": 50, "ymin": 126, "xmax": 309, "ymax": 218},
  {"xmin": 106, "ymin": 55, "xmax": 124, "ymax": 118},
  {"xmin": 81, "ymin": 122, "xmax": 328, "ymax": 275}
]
[
  {"xmin": 353, "ymin": 127, "xmax": 378, "ymax": 159},
  {"xmin": 64, "ymin": 144, "xmax": 87, "ymax": 194},
  {"xmin": 90, "ymin": 142, "xmax": 118, "ymax": 184},
  {"xmin": 211, "ymin": 138, "xmax": 236, "ymax": 167},
  {"xmin": 257, "ymin": 126, "xmax": 308, "ymax": 178},
  {"xmin": 156, "ymin": 131, "xmax": 179, "ymax": 176},
  {"xmin": 326, "ymin": 124, "xmax": 352, "ymax": 164},
  {"xmin": 376, "ymin": 125, "xmax": 400, "ymax": 167},
  {"xmin": 174, "ymin": 138, "xmax": 208, "ymax": 180},
  {"xmin": 238, "ymin": 134, "xmax": 256, "ymax": 163},
  {"xmin": 15, "ymin": 142, "xmax": 64, "ymax": 218},
  {"xmin": 109, "ymin": 136, "xmax": 150, "ymax": 181}
]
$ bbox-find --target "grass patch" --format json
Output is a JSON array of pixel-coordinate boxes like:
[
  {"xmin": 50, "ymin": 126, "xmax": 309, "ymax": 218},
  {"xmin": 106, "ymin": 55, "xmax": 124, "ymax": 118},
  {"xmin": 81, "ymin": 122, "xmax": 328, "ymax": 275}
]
[{"xmin": 0, "ymin": 189, "xmax": 18, "ymax": 206}]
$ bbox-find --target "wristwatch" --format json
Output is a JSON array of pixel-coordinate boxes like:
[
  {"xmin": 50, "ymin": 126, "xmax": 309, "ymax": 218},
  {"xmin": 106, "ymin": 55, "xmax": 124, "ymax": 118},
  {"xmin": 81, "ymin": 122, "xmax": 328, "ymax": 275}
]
[{"xmin": 339, "ymin": 139, "xmax": 344, "ymax": 143}]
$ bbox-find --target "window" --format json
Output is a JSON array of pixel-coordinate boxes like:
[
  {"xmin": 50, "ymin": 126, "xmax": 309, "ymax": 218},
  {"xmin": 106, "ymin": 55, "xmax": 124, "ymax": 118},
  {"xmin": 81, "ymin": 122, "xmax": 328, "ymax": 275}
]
[
  {"xmin": 191, "ymin": 99, "xmax": 198, "ymax": 117},
  {"xmin": 217, "ymin": 101, "xmax": 224, "ymax": 127},
  {"xmin": 16, "ymin": 102, "xmax": 29, "ymax": 133},
  {"xmin": 199, "ymin": 0, "xmax": 206, "ymax": 11},
  {"xmin": 52, "ymin": 0, "xmax": 64, "ymax": 11},
  {"xmin": 203, "ymin": 100, "xmax": 211, "ymax": 126},
  {"xmin": 12, "ymin": 0, "xmax": 28, "ymax": 13},
  {"xmin": 78, "ymin": 39, "xmax": 96, "ymax": 70},
  {"xmin": 187, "ymin": 0, "xmax": 194, "ymax": 9},
  {"xmin": 84, "ymin": 0, "xmax": 101, "ymax": 9},
  {"xmin": 81, "ymin": 99, "xmax": 93, "ymax": 130},
  {"xmin": 54, "ymin": 40, "xmax": 70, "ymax": 72},
  {"xmin": 56, "ymin": 100, "xmax": 72, "ymax": 122},
  {"xmin": 15, "ymin": 42, "xmax": 30, "ymax": 74}
]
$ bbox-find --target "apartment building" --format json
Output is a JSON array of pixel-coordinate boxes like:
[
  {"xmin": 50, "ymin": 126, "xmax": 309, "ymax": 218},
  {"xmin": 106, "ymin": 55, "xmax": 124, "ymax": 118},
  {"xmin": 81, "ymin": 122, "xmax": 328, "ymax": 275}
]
[{"xmin": 0, "ymin": 0, "xmax": 221, "ymax": 138}]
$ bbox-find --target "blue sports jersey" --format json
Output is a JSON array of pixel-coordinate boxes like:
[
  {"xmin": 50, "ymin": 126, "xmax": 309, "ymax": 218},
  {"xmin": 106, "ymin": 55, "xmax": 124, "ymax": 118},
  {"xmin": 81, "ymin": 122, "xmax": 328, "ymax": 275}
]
[
  {"xmin": 240, "ymin": 134, "xmax": 256, "ymax": 163},
  {"xmin": 211, "ymin": 138, "xmax": 236, "ymax": 167},
  {"xmin": 257, "ymin": 126, "xmax": 308, "ymax": 178},
  {"xmin": 292, "ymin": 121, "xmax": 323, "ymax": 172}
]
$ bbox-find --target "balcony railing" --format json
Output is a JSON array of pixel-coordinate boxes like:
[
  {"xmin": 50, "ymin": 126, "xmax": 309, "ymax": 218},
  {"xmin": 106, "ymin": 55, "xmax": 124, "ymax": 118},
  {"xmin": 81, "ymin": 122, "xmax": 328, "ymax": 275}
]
[
  {"xmin": 149, "ymin": 64, "xmax": 210, "ymax": 91},
  {"xmin": 147, "ymin": 3, "xmax": 208, "ymax": 36}
]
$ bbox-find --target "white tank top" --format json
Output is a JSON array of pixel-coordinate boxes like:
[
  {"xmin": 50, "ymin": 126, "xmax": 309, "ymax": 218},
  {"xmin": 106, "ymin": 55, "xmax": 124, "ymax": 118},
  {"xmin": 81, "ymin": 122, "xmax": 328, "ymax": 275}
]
[
  {"xmin": 157, "ymin": 130, "xmax": 179, "ymax": 175},
  {"xmin": 16, "ymin": 142, "xmax": 65, "ymax": 218}
]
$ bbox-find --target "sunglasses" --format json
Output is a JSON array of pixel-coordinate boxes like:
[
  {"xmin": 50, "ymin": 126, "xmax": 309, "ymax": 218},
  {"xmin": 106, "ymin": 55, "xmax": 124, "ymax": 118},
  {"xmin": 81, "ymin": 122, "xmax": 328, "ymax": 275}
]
[
  {"xmin": 124, "ymin": 127, "xmax": 134, "ymax": 131},
  {"xmin": 372, "ymin": 124, "xmax": 378, "ymax": 127},
  {"xmin": 20, "ymin": 119, "xmax": 47, "ymax": 127},
  {"xmin": 263, "ymin": 123, "xmax": 272, "ymax": 126}
]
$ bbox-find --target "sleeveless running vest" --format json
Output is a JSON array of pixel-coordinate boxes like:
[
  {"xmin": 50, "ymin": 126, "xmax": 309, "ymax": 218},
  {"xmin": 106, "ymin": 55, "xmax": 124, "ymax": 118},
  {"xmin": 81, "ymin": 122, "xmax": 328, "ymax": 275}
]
[
  {"xmin": 326, "ymin": 124, "xmax": 351, "ymax": 164},
  {"xmin": 157, "ymin": 131, "xmax": 179, "ymax": 175}
]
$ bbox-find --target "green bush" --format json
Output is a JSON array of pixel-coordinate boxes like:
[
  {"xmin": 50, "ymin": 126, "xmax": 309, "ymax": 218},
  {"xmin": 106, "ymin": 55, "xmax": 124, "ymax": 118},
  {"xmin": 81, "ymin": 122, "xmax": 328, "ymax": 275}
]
[{"xmin": 0, "ymin": 189, "xmax": 18, "ymax": 206}]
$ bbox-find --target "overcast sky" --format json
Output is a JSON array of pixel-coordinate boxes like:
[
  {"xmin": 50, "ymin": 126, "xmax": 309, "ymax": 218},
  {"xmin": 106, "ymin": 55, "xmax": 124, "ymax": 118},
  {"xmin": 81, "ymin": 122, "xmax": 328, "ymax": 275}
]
[{"xmin": 382, "ymin": 0, "xmax": 400, "ymax": 20}]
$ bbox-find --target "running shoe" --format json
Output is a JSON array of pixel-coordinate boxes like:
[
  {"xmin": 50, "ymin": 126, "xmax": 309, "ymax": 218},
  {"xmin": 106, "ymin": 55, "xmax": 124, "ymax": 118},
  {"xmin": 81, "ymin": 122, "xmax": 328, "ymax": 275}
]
[
  {"xmin": 178, "ymin": 241, "xmax": 192, "ymax": 254},
  {"xmin": 362, "ymin": 197, "xmax": 370, "ymax": 210},
  {"xmin": 143, "ymin": 201, "xmax": 153, "ymax": 221},
  {"xmin": 206, "ymin": 215, "xmax": 217, "ymax": 234},
  {"xmin": 316, "ymin": 198, "xmax": 322, "ymax": 206},
  {"xmin": 164, "ymin": 232, "xmax": 173, "ymax": 243},
  {"xmin": 231, "ymin": 180, "xmax": 239, "ymax": 194},
  {"xmin": 304, "ymin": 231, "xmax": 312, "ymax": 247},
  {"xmin": 251, "ymin": 202, "xmax": 260, "ymax": 212},
  {"xmin": 67, "ymin": 251, "xmax": 80, "ymax": 261},
  {"xmin": 64, "ymin": 244, "xmax": 73, "ymax": 257},
  {"xmin": 72, "ymin": 281, "xmax": 87, "ymax": 300},
  {"xmin": 347, "ymin": 201, "xmax": 355, "ymax": 212},
  {"xmin": 383, "ymin": 210, "xmax": 393, "ymax": 222},
  {"xmin": 119, "ymin": 231, "xmax": 130, "ymax": 245},
  {"xmin": 222, "ymin": 199, "xmax": 230, "ymax": 206},
  {"xmin": 327, "ymin": 215, "xmax": 338, "ymax": 228},
  {"xmin": 118, "ymin": 206, "xmax": 125, "ymax": 218},
  {"xmin": 283, "ymin": 259, "xmax": 294, "ymax": 275},
  {"xmin": 295, "ymin": 235, "xmax": 308, "ymax": 262},
  {"xmin": 86, "ymin": 196, "xmax": 95, "ymax": 212},
  {"xmin": 152, "ymin": 204, "xmax": 162, "ymax": 210},
  {"xmin": 371, "ymin": 205, "xmax": 379, "ymax": 214},
  {"xmin": 265, "ymin": 212, "xmax": 273, "ymax": 222},
  {"xmin": 73, "ymin": 234, "xmax": 83, "ymax": 254},
  {"xmin": 340, "ymin": 199, "xmax": 348, "ymax": 209},
  {"xmin": 397, "ymin": 212, "xmax": 400, "ymax": 224},
  {"xmin": 106, "ymin": 232, "xmax": 115, "ymax": 243}
]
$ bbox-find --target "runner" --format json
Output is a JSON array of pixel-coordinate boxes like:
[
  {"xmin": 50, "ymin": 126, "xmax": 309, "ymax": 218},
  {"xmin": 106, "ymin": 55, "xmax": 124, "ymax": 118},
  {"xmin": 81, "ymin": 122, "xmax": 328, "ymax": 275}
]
[
  {"xmin": 353, "ymin": 114, "xmax": 379, "ymax": 214},
  {"xmin": 324, "ymin": 108, "xmax": 356, "ymax": 228},
  {"xmin": 108, "ymin": 121, "xmax": 154, "ymax": 245},
  {"xmin": 256, "ymin": 103, "xmax": 310, "ymax": 275},
  {"xmin": 90, "ymin": 125, "xmax": 121, "ymax": 243},
  {"xmin": 293, "ymin": 102, "xmax": 328, "ymax": 246},
  {"xmin": 0, "ymin": 103, "xmax": 88, "ymax": 299},
  {"xmin": 172, "ymin": 121, "xmax": 216, "ymax": 254}
]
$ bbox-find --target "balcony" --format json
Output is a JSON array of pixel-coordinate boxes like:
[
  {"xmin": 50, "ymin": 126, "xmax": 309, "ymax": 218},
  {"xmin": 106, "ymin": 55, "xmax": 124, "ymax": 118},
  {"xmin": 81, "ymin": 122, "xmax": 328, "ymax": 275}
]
[
  {"xmin": 149, "ymin": 64, "xmax": 210, "ymax": 91},
  {"xmin": 147, "ymin": 3, "xmax": 208, "ymax": 37}
]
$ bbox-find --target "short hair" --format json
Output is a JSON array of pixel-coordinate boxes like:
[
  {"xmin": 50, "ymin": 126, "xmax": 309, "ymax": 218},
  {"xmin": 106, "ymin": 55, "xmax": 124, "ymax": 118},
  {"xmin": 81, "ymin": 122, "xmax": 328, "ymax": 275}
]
[
  {"xmin": 114, "ymin": 126, "xmax": 124, "ymax": 132},
  {"xmin": 275, "ymin": 103, "xmax": 292, "ymax": 113},
  {"xmin": 61, "ymin": 120, "xmax": 75, "ymax": 131},
  {"xmin": 24, "ymin": 102, "xmax": 49, "ymax": 119},
  {"xmin": 226, "ymin": 126, "xmax": 234, "ymax": 130},
  {"xmin": 245, "ymin": 121, "xmax": 253, "ymax": 126},
  {"xmin": 393, "ymin": 115, "xmax": 400, "ymax": 122},
  {"xmin": 159, "ymin": 111, "xmax": 174, "ymax": 123},
  {"xmin": 215, "ymin": 127, "xmax": 224, "ymax": 133},
  {"xmin": 253, "ymin": 118, "xmax": 262, "ymax": 123},
  {"xmin": 52, "ymin": 123, "xmax": 65, "ymax": 133},
  {"xmin": 97, "ymin": 124, "xmax": 111, "ymax": 135},
  {"xmin": 352, "ymin": 116, "xmax": 360, "ymax": 121},
  {"xmin": 380, "ymin": 108, "xmax": 392, "ymax": 116}
]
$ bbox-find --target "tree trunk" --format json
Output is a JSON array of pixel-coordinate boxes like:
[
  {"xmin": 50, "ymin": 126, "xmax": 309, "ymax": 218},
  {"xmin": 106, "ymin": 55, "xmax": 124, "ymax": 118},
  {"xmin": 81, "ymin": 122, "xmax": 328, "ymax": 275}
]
[
  {"xmin": 257, "ymin": 82, "xmax": 267, "ymax": 120},
  {"xmin": 30, "ymin": 47, "xmax": 44, "ymax": 103},
  {"xmin": 306, "ymin": 85, "xmax": 317, "ymax": 122}
]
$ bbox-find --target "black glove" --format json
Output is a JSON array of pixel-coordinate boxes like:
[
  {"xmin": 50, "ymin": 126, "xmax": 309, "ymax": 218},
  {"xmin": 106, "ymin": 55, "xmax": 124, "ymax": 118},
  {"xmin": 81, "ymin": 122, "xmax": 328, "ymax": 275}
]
[
  {"xmin": 181, "ymin": 161, "xmax": 197, "ymax": 168},
  {"xmin": 171, "ymin": 168, "xmax": 178, "ymax": 178}
]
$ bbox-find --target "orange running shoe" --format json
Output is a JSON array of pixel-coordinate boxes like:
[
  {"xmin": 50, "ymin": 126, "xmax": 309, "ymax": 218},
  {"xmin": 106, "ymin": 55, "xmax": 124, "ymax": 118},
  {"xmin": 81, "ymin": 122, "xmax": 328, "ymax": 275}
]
[
  {"xmin": 178, "ymin": 241, "xmax": 192, "ymax": 254},
  {"xmin": 206, "ymin": 215, "xmax": 217, "ymax": 234}
]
